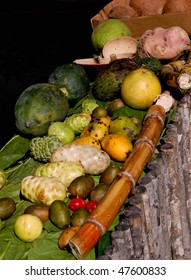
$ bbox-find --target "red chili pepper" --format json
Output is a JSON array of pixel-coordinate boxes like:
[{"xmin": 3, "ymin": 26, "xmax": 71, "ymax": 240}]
[
  {"xmin": 86, "ymin": 201, "xmax": 98, "ymax": 213},
  {"xmin": 69, "ymin": 197, "xmax": 87, "ymax": 211}
]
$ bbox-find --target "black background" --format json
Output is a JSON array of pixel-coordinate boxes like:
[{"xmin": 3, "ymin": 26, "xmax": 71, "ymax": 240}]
[{"xmin": 0, "ymin": 0, "xmax": 109, "ymax": 148}]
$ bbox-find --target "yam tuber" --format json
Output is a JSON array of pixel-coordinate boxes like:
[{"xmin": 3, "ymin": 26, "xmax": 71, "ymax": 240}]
[
  {"xmin": 163, "ymin": 0, "xmax": 191, "ymax": 13},
  {"xmin": 109, "ymin": 5, "xmax": 138, "ymax": 18},
  {"xmin": 130, "ymin": 0, "xmax": 166, "ymax": 16}
]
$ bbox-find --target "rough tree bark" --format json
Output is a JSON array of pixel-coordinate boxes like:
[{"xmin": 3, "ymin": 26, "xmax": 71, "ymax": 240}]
[{"xmin": 98, "ymin": 92, "xmax": 191, "ymax": 260}]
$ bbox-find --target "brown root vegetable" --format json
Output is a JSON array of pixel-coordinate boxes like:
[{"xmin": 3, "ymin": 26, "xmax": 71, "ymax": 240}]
[
  {"xmin": 138, "ymin": 26, "xmax": 191, "ymax": 59},
  {"xmin": 109, "ymin": 5, "xmax": 138, "ymax": 18},
  {"xmin": 130, "ymin": 0, "xmax": 166, "ymax": 16},
  {"xmin": 163, "ymin": 0, "xmax": 191, "ymax": 13}
]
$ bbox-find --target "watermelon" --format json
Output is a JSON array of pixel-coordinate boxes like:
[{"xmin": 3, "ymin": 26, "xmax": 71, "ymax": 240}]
[
  {"xmin": 14, "ymin": 83, "xmax": 69, "ymax": 137},
  {"xmin": 48, "ymin": 63, "xmax": 90, "ymax": 105}
]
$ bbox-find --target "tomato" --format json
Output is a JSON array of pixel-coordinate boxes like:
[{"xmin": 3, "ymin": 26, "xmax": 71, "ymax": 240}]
[
  {"xmin": 86, "ymin": 201, "xmax": 98, "ymax": 213},
  {"xmin": 69, "ymin": 197, "xmax": 86, "ymax": 211}
]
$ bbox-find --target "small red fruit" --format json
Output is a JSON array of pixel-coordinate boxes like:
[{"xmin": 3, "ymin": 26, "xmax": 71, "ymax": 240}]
[
  {"xmin": 69, "ymin": 197, "xmax": 86, "ymax": 211},
  {"xmin": 86, "ymin": 201, "xmax": 98, "ymax": 213}
]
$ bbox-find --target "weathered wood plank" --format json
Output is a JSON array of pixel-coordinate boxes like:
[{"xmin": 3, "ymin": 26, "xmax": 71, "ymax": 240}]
[{"xmin": 98, "ymin": 92, "xmax": 191, "ymax": 260}]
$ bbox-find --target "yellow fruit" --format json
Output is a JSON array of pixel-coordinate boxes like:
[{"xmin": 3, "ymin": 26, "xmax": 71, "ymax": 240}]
[
  {"xmin": 101, "ymin": 134, "xmax": 133, "ymax": 162},
  {"xmin": 121, "ymin": 68, "xmax": 162, "ymax": 110},
  {"xmin": 91, "ymin": 19, "xmax": 131, "ymax": 51},
  {"xmin": 80, "ymin": 117, "xmax": 111, "ymax": 141},
  {"xmin": 72, "ymin": 136, "xmax": 101, "ymax": 150}
]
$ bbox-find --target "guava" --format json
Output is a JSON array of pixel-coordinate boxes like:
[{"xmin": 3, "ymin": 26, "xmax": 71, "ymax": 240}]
[
  {"xmin": 109, "ymin": 116, "xmax": 140, "ymax": 140},
  {"xmin": 14, "ymin": 214, "xmax": 43, "ymax": 242},
  {"xmin": 91, "ymin": 19, "xmax": 132, "ymax": 52},
  {"xmin": 48, "ymin": 122, "xmax": 75, "ymax": 145}
]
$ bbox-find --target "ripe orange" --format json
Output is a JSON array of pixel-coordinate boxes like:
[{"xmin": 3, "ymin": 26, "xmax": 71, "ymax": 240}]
[{"xmin": 121, "ymin": 68, "xmax": 162, "ymax": 110}]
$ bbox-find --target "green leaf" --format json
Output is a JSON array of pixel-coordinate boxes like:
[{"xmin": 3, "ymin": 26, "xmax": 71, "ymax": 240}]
[
  {"xmin": 112, "ymin": 105, "xmax": 146, "ymax": 120},
  {"xmin": 0, "ymin": 226, "xmax": 32, "ymax": 260},
  {"xmin": 96, "ymin": 232, "xmax": 112, "ymax": 257},
  {"xmin": 0, "ymin": 135, "xmax": 30, "ymax": 170},
  {"xmin": 0, "ymin": 158, "xmax": 39, "ymax": 203},
  {"xmin": 27, "ymin": 231, "xmax": 76, "ymax": 260}
]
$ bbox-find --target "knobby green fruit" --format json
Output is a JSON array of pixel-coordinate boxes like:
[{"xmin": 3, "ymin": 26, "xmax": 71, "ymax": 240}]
[
  {"xmin": 35, "ymin": 161, "xmax": 85, "ymax": 188},
  {"xmin": 30, "ymin": 135, "xmax": 63, "ymax": 162},
  {"xmin": 0, "ymin": 169, "xmax": 6, "ymax": 189},
  {"xmin": 21, "ymin": 175, "xmax": 67, "ymax": 206}
]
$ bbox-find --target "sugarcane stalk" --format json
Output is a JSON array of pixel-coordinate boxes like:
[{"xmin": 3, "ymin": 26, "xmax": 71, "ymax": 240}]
[
  {"xmin": 177, "ymin": 53, "xmax": 191, "ymax": 90},
  {"xmin": 161, "ymin": 60, "xmax": 186, "ymax": 88},
  {"xmin": 69, "ymin": 98, "xmax": 168, "ymax": 259},
  {"xmin": 177, "ymin": 72, "xmax": 191, "ymax": 91}
]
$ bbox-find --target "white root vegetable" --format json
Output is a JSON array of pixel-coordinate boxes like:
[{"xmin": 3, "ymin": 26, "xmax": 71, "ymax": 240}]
[
  {"xmin": 21, "ymin": 176, "xmax": 67, "ymax": 206},
  {"xmin": 138, "ymin": 26, "xmax": 191, "ymax": 59},
  {"xmin": 51, "ymin": 144, "xmax": 111, "ymax": 175}
]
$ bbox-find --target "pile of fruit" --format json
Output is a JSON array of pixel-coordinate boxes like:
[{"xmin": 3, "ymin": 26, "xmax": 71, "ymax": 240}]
[{"xmin": 0, "ymin": 18, "xmax": 191, "ymax": 260}]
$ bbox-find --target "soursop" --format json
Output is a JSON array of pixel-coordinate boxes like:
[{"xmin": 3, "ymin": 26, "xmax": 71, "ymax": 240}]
[
  {"xmin": 30, "ymin": 135, "xmax": 63, "ymax": 163},
  {"xmin": 92, "ymin": 58, "xmax": 139, "ymax": 101}
]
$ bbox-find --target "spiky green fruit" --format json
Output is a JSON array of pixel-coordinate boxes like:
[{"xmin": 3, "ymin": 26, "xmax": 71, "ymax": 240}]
[{"xmin": 92, "ymin": 58, "xmax": 139, "ymax": 101}]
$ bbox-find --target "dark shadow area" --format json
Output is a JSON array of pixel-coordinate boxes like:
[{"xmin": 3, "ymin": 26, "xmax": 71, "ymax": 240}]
[{"xmin": 0, "ymin": 0, "xmax": 109, "ymax": 148}]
